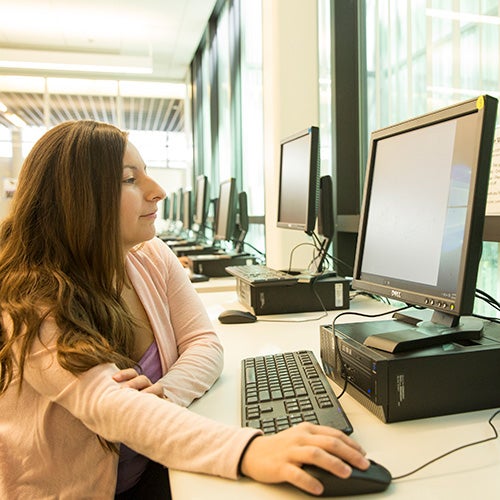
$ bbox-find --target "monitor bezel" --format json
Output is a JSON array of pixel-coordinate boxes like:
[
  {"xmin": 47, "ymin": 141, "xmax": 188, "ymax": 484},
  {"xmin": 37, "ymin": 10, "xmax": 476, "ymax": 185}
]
[
  {"xmin": 352, "ymin": 96, "xmax": 498, "ymax": 319},
  {"xmin": 276, "ymin": 126, "xmax": 320, "ymax": 235}
]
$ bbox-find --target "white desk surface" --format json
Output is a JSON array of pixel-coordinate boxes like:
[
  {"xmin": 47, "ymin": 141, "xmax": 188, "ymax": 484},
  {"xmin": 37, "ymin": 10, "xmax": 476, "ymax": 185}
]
[
  {"xmin": 170, "ymin": 291, "xmax": 500, "ymax": 499},
  {"xmin": 191, "ymin": 275, "xmax": 236, "ymax": 293}
]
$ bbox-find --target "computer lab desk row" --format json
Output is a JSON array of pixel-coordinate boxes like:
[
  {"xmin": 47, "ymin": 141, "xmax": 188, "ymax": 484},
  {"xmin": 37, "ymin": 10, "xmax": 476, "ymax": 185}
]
[{"xmin": 169, "ymin": 287, "xmax": 500, "ymax": 499}]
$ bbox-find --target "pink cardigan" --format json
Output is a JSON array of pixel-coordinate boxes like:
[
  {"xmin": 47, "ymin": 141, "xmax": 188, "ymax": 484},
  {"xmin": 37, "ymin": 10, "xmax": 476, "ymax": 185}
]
[{"xmin": 0, "ymin": 237, "xmax": 260, "ymax": 499}]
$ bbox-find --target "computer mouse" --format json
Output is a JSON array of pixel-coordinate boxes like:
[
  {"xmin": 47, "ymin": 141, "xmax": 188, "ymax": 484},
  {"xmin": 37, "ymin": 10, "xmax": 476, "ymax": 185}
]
[
  {"xmin": 302, "ymin": 459, "xmax": 392, "ymax": 497},
  {"xmin": 190, "ymin": 273, "xmax": 209, "ymax": 283},
  {"xmin": 217, "ymin": 309, "xmax": 257, "ymax": 324}
]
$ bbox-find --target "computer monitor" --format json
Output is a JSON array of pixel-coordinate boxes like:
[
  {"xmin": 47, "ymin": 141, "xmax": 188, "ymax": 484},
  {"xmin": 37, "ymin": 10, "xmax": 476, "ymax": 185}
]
[
  {"xmin": 182, "ymin": 190, "xmax": 192, "ymax": 230},
  {"xmin": 193, "ymin": 175, "xmax": 209, "ymax": 227},
  {"xmin": 163, "ymin": 195, "xmax": 170, "ymax": 221},
  {"xmin": 168, "ymin": 191, "xmax": 177, "ymax": 222},
  {"xmin": 234, "ymin": 191, "xmax": 249, "ymax": 253},
  {"xmin": 175, "ymin": 188, "xmax": 183, "ymax": 223},
  {"xmin": 352, "ymin": 95, "xmax": 498, "ymax": 351},
  {"xmin": 214, "ymin": 178, "xmax": 237, "ymax": 242},
  {"xmin": 316, "ymin": 175, "xmax": 334, "ymax": 272},
  {"xmin": 277, "ymin": 126, "xmax": 320, "ymax": 235}
]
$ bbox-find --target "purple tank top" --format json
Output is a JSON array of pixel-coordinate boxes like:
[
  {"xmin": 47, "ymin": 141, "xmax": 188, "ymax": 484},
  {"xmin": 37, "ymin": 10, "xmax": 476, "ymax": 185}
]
[{"xmin": 115, "ymin": 340, "xmax": 163, "ymax": 494}]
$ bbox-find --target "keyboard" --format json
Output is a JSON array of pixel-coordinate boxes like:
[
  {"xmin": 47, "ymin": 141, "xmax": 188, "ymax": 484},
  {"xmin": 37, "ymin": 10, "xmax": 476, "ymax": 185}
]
[
  {"xmin": 241, "ymin": 350, "xmax": 353, "ymax": 435},
  {"xmin": 226, "ymin": 264, "xmax": 298, "ymax": 285}
]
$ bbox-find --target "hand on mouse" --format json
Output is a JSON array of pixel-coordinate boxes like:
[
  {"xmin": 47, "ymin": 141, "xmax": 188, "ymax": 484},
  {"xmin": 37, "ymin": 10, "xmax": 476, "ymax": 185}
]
[{"xmin": 239, "ymin": 422, "xmax": 370, "ymax": 496}]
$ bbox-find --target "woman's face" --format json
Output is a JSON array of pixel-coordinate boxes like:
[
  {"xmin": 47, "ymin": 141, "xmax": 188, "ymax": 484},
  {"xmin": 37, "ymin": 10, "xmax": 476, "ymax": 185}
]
[{"xmin": 120, "ymin": 141, "xmax": 166, "ymax": 252}]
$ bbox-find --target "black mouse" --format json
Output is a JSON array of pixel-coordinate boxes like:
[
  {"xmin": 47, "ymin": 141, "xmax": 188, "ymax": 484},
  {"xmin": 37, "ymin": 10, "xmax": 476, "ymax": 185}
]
[
  {"xmin": 218, "ymin": 309, "xmax": 257, "ymax": 324},
  {"xmin": 302, "ymin": 459, "xmax": 391, "ymax": 497}
]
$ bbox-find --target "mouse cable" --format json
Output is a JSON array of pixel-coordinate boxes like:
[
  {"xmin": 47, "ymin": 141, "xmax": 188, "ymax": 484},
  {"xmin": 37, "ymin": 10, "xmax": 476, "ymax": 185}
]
[
  {"xmin": 331, "ymin": 306, "xmax": 412, "ymax": 399},
  {"xmin": 392, "ymin": 408, "xmax": 500, "ymax": 481}
]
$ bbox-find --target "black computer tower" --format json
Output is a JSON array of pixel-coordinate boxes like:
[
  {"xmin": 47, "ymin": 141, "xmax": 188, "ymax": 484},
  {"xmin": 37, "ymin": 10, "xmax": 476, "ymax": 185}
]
[
  {"xmin": 319, "ymin": 320, "xmax": 500, "ymax": 422},
  {"xmin": 235, "ymin": 277, "xmax": 350, "ymax": 315}
]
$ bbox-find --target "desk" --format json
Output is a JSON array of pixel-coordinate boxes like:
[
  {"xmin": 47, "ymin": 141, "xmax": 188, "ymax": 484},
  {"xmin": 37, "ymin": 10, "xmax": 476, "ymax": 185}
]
[
  {"xmin": 170, "ymin": 292, "xmax": 500, "ymax": 499},
  {"xmin": 191, "ymin": 276, "xmax": 237, "ymax": 293}
]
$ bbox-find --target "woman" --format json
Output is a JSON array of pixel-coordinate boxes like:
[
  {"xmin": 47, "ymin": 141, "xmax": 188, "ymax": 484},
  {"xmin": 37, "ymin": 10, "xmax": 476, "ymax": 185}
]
[{"xmin": 0, "ymin": 120, "xmax": 369, "ymax": 499}]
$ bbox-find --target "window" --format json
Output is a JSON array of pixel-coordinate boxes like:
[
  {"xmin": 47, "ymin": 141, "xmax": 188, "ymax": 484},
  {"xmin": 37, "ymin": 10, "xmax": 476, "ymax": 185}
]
[
  {"xmin": 362, "ymin": 0, "xmax": 500, "ymax": 316},
  {"xmin": 190, "ymin": 0, "xmax": 264, "ymax": 254}
]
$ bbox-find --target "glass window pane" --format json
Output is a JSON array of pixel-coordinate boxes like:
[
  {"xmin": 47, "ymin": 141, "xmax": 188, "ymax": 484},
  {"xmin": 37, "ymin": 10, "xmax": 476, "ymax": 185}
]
[
  {"xmin": 217, "ymin": 5, "xmax": 231, "ymax": 182},
  {"xmin": 363, "ymin": 0, "xmax": 500, "ymax": 315}
]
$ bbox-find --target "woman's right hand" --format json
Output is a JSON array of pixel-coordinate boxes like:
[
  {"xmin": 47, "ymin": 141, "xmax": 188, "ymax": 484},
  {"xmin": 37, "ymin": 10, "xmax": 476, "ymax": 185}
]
[
  {"xmin": 240, "ymin": 422, "xmax": 370, "ymax": 496},
  {"xmin": 112, "ymin": 368, "xmax": 153, "ymax": 392}
]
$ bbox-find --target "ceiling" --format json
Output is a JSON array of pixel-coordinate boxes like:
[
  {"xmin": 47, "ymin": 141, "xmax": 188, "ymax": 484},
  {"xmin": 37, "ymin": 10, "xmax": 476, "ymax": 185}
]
[{"xmin": 0, "ymin": 0, "xmax": 217, "ymax": 131}]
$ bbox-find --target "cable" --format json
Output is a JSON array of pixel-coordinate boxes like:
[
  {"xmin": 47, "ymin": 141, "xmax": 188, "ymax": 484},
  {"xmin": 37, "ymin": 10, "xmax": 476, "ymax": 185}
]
[
  {"xmin": 257, "ymin": 311, "xmax": 328, "ymax": 324},
  {"xmin": 231, "ymin": 239, "xmax": 266, "ymax": 259},
  {"xmin": 476, "ymin": 288, "xmax": 500, "ymax": 309},
  {"xmin": 475, "ymin": 288, "xmax": 500, "ymax": 314},
  {"xmin": 392, "ymin": 409, "xmax": 500, "ymax": 481},
  {"xmin": 287, "ymin": 242, "xmax": 317, "ymax": 273}
]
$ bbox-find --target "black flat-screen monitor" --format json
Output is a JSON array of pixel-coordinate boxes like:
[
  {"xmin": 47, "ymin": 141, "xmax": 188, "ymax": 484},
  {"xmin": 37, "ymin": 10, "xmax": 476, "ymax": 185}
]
[
  {"xmin": 214, "ymin": 178, "xmax": 237, "ymax": 241},
  {"xmin": 316, "ymin": 175, "xmax": 334, "ymax": 272},
  {"xmin": 352, "ymin": 95, "xmax": 498, "ymax": 352},
  {"xmin": 193, "ymin": 175, "xmax": 209, "ymax": 227},
  {"xmin": 234, "ymin": 191, "xmax": 249, "ymax": 253},
  {"xmin": 182, "ymin": 190, "xmax": 192, "ymax": 230},
  {"xmin": 168, "ymin": 191, "xmax": 177, "ymax": 222},
  {"xmin": 163, "ymin": 195, "xmax": 170, "ymax": 221},
  {"xmin": 277, "ymin": 126, "xmax": 320, "ymax": 235},
  {"xmin": 175, "ymin": 188, "xmax": 183, "ymax": 222}
]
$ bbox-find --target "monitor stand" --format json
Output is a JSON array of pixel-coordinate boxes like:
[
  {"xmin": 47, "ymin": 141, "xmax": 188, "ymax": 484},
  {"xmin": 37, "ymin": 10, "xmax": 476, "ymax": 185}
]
[{"xmin": 362, "ymin": 310, "xmax": 483, "ymax": 353}]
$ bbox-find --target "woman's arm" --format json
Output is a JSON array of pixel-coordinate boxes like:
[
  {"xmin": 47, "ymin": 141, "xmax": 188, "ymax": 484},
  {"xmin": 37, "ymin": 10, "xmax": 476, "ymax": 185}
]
[{"xmin": 132, "ymin": 238, "xmax": 224, "ymax": 406}]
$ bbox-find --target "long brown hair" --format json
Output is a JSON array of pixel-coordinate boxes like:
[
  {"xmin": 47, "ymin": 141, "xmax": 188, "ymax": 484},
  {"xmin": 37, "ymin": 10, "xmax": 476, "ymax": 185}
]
[{"xmin": 0, "ymin": 120, "xmax": 137, "ymax": 394}]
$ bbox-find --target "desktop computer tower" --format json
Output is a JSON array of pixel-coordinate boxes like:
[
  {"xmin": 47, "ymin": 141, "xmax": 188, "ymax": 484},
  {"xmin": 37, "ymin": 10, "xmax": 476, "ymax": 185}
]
[
  {"xmin": 188, "ymin": 254, "xmax": 258, "ymax": 277},
  {"xmin": 173, "ymin": 244, "xmax": 222, "ymax": 257},
  {"xmin": 319, "ymin": 320, "xmax": 500, "ymax": 423},
  {"xmin": 235, "ymin": 276, "xmax": 350, "ymax": 315}
]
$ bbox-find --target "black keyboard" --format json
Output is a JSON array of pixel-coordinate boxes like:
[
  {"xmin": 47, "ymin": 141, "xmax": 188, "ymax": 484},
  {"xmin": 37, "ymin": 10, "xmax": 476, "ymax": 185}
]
[
  {"xmin": 226, "ymin": 264, "xmax": 298, "ymax": 285},
  {"xmin": 241, "ymin": 350, "xmax": 353, "ymax": 435}
]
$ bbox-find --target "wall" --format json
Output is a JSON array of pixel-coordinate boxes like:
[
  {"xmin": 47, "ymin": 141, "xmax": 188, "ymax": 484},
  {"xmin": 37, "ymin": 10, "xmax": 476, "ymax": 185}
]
[
  {"xmin": 0, "ymin": 134, "xmax": 187, "ymax": 224},
  {"xmin": 262, "ymin": 0, "xmax": 320, "ymax": 271}
]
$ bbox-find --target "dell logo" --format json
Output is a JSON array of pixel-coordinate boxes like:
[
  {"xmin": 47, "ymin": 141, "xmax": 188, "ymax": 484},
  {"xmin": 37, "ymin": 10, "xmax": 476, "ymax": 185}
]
[{"xmin": 391, "ymin": 290, "xmax": 402, "ymax": 298}]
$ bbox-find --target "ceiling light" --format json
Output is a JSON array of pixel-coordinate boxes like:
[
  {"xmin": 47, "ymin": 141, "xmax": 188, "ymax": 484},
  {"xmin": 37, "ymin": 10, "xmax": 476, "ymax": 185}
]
[{"xmin": 0, "ymin": 48, "xmax": 153, "ymax": 75}]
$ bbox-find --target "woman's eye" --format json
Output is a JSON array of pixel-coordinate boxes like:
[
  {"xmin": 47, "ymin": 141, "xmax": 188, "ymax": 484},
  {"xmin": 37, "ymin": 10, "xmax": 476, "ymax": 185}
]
[{"xmin": 123, "ymin": 177, "xmax": 136, "ymax": 184}]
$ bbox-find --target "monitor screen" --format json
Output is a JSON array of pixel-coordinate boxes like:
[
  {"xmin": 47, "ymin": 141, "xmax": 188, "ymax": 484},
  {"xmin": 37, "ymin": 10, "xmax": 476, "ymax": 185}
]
[
  {"xmin": 214, "ymin": 178, "xmax": 237, "ymax": 241},
  {"xmin": 277, "ymin": 126, "xmax": 320, "ymax": 234},
  {"xmin": 193, "ymin": 175, "xmax": 208, "ymax": 226},
  {"xmin": 353, "ymin": 95, "xmax": 497, "ymax": 332}
]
